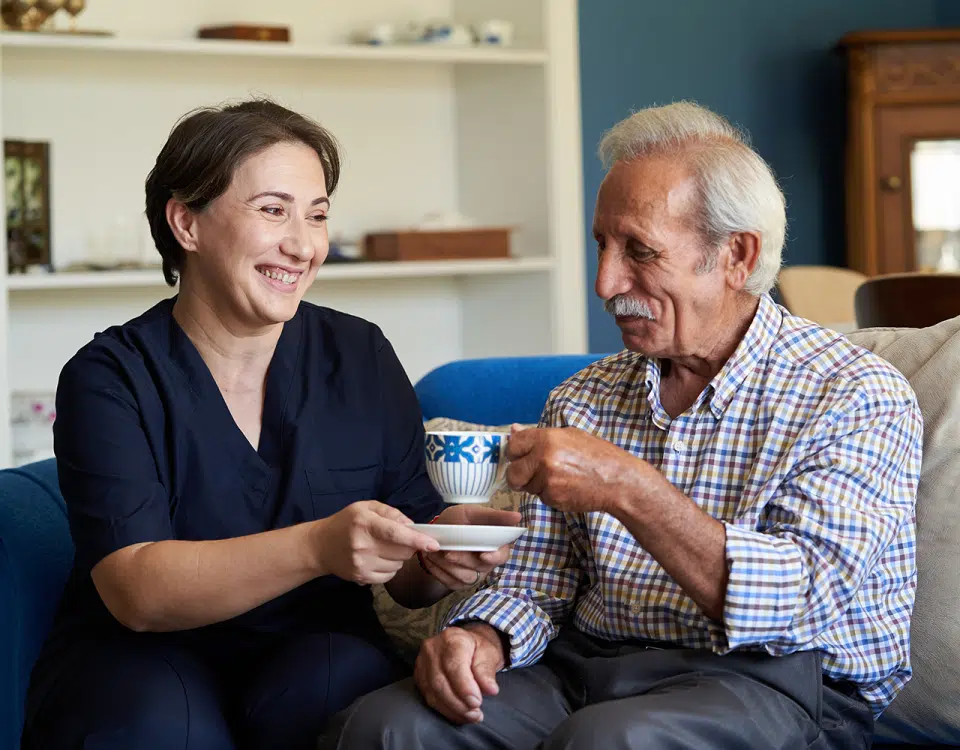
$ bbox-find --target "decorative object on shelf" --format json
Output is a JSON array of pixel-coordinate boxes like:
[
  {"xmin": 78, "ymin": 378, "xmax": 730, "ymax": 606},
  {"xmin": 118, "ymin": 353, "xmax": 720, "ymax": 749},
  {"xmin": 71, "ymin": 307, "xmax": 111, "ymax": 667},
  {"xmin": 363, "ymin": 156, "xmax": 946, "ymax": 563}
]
[
  {"xmin": 327, "ymin": 235, "xmax": 363, "ymax": 263},
  {"xmin": 80, "ymin": 213, "xmax": 150, "ymax": 270},
  {"xmin": 365, "ymin": 210, "xmax": 512, "ymax": 261},
  {"xmin": 473, "ymin": 20, "xmax": 514, "ymax": 47},
  {"xmin": 197, "ymin": 24, "xmax": 290, "ymax": 43},
  {"xmin": 4, "ymin": 139, "xmax": 52, "ymax": 274},
  {"xmin": 1, "ymin": 0, "xmax": 109, "ymax": 35},
  {"xmin": 1, "ymin": 0, "xmax": 50, "ymax": 31},
  {"xmin": 418, "ymin": 22, "xmax": 473, "ymax": 47},
  {"xmin": 365, "ymin": 228, "xmax": 512, "ymax": 262},
  {"xmin": 10, "ymin": 390, "xmax": 55, "ymax": 467},
  {"xmin": 360, "ymin": 22, "xmax": 396, "ymax": 46},
  {"xmin": 61, "ymin": 0, "xmax": 81, "ymax": 30},
  {"xmin": 354, "ymin": 18, "xmax": 513, "ymax": 48}
]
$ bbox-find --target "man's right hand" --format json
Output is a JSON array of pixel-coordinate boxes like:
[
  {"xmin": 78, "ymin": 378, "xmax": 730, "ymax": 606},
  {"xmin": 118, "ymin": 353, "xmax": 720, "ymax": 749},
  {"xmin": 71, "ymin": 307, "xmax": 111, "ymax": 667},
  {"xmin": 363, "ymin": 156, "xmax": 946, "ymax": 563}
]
[
  {"xmin": 415, "ymin": 623, "xmax": 506, "ymax": 724},
  {"xmin": 313, "ymin": 501, "xmax": 440, "ymax": 585}
]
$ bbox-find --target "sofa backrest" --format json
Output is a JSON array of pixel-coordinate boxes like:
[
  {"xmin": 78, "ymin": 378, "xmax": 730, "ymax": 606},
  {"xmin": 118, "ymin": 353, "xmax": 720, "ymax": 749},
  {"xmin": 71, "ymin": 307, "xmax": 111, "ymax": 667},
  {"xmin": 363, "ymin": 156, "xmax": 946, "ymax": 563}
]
[
  {"xmin": 415, "ymin": 355, "xmax": 603, "ymax": 425},
  {"xmin": 847, "ymin": 318, "xmax": 960, "ymax": 744}
]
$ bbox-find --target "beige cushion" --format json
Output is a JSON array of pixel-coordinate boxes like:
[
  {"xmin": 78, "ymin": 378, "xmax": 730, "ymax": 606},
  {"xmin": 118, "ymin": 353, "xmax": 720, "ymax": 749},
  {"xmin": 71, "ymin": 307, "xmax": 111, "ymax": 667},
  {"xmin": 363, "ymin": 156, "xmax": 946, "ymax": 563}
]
[
  {"xmin": 846, "ymin": 317, "xmax": 960, "ymax": 741},
  {"xmin": 372, "ymin": 417, "xmax": 530, "ymax": 660}
]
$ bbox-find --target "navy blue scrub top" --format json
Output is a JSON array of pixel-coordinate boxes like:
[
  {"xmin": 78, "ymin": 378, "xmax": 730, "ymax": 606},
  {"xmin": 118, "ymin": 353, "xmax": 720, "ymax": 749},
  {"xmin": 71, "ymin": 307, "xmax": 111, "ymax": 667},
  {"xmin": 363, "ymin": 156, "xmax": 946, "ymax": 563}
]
[{"xmin": 48, "ymin": 297, "xmax": 443, "ymax": 644}]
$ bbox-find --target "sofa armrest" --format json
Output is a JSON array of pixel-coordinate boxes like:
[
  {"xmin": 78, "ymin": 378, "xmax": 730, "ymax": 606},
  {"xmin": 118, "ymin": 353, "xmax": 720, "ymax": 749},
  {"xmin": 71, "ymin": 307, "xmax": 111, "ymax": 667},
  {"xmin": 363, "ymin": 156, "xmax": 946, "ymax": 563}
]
[{"xmin": 0, "ymin": 459, "xmax": 72, "ymax": 749}]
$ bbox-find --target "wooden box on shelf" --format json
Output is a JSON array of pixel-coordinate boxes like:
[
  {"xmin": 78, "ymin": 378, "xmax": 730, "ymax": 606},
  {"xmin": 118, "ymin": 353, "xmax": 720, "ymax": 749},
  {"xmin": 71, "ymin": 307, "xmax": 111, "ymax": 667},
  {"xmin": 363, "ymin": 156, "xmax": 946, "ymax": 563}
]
[
  {"xmin": 364, "ymin": 228, "xmax": 511, "ymax": 262},
  {"xmin": 197, "ymin": 25, "xmax": 290, "ymax": 43}
]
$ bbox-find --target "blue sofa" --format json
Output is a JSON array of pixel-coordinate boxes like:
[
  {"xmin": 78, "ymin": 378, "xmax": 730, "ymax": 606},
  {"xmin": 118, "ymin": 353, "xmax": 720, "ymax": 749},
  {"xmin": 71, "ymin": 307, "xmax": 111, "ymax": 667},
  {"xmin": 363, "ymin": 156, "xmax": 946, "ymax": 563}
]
[{"xmin": 0, "ymin": 355, "xmax": 948, "ymax": 748}]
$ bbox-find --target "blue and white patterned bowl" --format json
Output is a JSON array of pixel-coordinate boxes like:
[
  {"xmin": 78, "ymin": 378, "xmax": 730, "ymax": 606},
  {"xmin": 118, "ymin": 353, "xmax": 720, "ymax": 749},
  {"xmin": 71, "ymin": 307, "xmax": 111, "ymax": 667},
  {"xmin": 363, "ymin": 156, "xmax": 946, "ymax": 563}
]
[{"xmin": 424, "ymin": 431, "xmax": 508, "ymax": 504}]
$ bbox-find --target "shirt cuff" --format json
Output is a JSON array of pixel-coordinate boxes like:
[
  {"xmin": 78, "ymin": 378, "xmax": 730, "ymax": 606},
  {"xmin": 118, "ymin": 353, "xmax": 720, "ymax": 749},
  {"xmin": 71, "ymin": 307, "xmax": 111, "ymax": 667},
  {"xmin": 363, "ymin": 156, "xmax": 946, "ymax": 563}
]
[
  {"xmin": 443, "ymin": 589, "xmax": 557, "ymax": 669},
  {"xmin": 709, "ymin": 523, "xmax": 805, "ymax": 653}
]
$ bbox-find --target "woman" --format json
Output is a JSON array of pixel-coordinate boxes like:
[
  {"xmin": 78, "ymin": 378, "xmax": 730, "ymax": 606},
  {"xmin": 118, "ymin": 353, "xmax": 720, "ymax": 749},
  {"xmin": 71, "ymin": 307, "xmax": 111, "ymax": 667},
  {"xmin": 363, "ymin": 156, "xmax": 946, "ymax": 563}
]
[{"xmin": 21, "ymin": 99, "xmax": 520, "ymax": 750}]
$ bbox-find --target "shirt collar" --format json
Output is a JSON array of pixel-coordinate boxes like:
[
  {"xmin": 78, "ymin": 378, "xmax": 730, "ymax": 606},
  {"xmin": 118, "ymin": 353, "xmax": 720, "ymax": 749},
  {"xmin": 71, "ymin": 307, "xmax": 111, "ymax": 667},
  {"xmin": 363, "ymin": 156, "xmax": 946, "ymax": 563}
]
[{"xmin": 707, "ymin": 293, "xmax": 782, "ymax": 418}]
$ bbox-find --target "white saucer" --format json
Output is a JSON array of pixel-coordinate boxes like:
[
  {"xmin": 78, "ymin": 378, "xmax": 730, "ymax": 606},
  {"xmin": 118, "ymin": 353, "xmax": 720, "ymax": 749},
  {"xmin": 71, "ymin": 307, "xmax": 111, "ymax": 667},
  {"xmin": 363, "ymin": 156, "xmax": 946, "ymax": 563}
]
[{"xmin": 411, "ymin": 524, "xmax": 526, "ymax": 552}]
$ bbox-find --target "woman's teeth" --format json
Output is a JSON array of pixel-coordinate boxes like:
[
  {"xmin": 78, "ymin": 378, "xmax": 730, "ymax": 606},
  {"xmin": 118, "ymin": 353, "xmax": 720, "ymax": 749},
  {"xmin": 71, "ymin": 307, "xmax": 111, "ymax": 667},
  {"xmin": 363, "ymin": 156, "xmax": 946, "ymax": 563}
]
[{"xmin": 258, "ymin": 268, "xmax": 298, "ymax": 285}]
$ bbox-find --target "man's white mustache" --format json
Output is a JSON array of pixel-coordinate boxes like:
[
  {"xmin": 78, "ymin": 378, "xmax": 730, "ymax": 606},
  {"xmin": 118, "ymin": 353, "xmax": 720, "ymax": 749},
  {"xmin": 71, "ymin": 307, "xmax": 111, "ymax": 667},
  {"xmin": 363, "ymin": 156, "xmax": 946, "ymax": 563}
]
[{"xmin": 604, "ymin": 295, "xmax": 656, "ymax": 320}]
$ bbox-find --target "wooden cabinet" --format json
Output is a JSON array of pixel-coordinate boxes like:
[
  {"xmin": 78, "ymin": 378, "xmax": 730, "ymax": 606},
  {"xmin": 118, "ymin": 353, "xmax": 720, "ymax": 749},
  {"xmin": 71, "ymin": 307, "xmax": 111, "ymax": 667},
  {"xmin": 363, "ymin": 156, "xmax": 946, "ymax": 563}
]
[{"xmin": 839, "ymin": 30, "xmax": 960, "ymax": 276}]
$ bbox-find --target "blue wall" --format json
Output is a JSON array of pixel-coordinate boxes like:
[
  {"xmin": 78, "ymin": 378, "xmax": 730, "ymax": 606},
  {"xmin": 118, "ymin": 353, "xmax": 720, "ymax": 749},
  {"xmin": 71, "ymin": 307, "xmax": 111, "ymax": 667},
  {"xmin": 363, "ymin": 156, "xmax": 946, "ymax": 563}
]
[
  {"xmin": 937, "ymin": 0, "xmax": 960, "ymax": 24},
  {"xmin": 578, "ymin": 1, "xmax": 942, "ymax": 353}
]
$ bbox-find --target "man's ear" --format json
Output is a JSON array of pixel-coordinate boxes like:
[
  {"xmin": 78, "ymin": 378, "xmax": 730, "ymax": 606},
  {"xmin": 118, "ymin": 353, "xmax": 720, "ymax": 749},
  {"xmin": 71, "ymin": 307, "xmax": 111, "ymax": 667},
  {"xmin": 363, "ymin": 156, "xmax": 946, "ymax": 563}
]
[
  {"xmin": 724, "ymin": 231, "xmax": 761, "ymax": 290},
  {"xmin": 165, "ymin": 199, "xmax": 200, "ymax": 254}
]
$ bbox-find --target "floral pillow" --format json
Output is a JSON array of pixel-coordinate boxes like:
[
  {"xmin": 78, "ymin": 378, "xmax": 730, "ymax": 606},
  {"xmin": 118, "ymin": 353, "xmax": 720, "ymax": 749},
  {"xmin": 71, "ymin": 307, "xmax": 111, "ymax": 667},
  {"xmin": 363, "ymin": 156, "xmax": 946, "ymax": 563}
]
[{"xmin": 371, "ymin": 417, "xmax": 530, "ymax": 661}]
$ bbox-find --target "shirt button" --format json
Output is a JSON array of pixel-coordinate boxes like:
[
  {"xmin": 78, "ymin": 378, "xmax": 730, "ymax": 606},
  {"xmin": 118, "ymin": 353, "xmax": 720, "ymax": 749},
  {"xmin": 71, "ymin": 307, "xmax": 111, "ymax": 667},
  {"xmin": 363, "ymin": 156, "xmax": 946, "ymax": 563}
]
[
  {"xmin": 672, "ymin": 439, "xmax": 686, "ymax": 453},
  {"xmin": 631, "ymin": 603, "xmax": 642, "ymax": 614}
]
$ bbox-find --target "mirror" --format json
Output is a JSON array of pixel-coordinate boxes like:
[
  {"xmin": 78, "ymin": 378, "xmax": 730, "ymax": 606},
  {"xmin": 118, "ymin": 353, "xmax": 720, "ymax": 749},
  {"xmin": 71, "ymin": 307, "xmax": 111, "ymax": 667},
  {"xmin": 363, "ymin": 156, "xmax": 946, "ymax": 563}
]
[{"xmin": 910, "ymin": 139, "xmax": 960, "ymax": 272}]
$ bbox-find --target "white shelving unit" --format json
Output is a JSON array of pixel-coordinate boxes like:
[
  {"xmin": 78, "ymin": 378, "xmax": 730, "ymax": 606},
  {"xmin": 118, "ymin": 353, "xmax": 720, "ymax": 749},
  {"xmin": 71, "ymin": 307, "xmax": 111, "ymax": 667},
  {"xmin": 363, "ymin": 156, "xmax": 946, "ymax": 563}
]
[{"xmin": 0, "ymin": 0, "xmax": 587, "ymax": 467}]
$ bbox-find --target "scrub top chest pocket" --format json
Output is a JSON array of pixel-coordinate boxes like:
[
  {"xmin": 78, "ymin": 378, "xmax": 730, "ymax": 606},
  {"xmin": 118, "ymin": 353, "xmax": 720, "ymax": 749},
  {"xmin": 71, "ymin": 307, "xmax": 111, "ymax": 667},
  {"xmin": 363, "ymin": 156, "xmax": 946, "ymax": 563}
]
[{"xmin": 305, "ymin": 464, "xmax": 382, "ymax": 518}]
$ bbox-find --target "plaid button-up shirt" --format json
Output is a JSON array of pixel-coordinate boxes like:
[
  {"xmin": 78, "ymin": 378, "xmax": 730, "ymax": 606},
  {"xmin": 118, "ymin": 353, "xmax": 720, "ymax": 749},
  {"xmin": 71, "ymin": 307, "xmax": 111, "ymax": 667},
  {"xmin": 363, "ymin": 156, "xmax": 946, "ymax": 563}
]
[{"xmin": 445, "ymin": 294, "xmax": 922, "ymax": 716}]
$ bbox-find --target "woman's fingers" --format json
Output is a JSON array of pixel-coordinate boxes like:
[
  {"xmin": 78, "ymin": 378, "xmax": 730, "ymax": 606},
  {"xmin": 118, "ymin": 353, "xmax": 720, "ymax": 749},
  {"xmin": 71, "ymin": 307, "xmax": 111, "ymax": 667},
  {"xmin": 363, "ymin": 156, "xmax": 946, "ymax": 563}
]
[{"xmin": 367, "ymin": 513, "xmax": 439, "ymax": 553}]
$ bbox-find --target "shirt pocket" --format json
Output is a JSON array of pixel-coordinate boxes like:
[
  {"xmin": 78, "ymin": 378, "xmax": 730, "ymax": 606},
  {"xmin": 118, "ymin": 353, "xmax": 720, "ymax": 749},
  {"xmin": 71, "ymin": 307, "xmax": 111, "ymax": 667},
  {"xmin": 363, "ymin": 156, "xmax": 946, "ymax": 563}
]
[{"xmin": 305, "ymin": 464, "xmax": 381, "ymax": 519}]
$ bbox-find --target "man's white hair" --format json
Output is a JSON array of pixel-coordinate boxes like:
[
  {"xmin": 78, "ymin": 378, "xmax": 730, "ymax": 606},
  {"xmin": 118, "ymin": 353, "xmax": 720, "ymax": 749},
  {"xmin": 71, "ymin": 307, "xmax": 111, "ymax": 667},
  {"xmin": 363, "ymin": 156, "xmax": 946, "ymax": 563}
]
[{"xmin": 598, "ymin": 101, "xmax": 786, "ymax": 296}]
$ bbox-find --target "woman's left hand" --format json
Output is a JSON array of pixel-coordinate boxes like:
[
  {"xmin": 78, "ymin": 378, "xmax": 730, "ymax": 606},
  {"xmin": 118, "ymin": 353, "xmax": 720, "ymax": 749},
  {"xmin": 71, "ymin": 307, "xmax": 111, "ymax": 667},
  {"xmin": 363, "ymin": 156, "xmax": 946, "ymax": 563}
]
[{"xmin": 418, "ymin": 505, "xmax": 522, "ymax": 591}]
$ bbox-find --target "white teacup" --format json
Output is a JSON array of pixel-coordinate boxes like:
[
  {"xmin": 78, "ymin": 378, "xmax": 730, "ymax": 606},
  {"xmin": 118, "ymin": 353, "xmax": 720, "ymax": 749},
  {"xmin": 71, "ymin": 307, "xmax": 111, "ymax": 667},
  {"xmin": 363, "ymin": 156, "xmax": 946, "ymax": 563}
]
[
  {"xmin": 474, "ymin": 19, "xmax": 514, "ymax": 47},
  {"xmin": 419, "ymin": 22, "xmax": 473, "ymax": 46},
  {"xmin": 424, "ymin": 430, "xmax": 508, "ymax": 504},
  {"xmin": 357, "ymin": 22, "xmax": 395, "ymax": 45}
]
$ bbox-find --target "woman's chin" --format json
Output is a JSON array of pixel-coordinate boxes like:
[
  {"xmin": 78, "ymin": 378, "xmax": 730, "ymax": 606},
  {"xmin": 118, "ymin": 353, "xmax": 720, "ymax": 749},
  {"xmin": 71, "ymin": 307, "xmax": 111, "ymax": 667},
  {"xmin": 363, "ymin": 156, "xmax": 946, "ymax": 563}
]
[{"xmin": 249, "ymin": 289, "xmax": 303, "ymax": 325}]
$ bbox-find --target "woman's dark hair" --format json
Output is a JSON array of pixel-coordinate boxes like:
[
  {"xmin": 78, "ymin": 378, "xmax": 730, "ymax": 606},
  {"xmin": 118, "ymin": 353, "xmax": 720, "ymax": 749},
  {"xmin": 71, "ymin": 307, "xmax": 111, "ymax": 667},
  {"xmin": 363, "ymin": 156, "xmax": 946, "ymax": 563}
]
[{"xmin": 145, "ymin": 98, "xmax": 341, "ymax": 286}]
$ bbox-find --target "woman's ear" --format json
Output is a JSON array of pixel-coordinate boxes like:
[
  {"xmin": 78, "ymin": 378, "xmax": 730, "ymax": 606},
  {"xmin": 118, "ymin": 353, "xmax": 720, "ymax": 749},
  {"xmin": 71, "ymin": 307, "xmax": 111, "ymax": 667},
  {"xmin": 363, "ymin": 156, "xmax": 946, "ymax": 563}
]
[
  {"xmin": 165, "ymin": 198, "xmax": 200, "ymax": 254},
  {"xmin": 724, "ymin": 231, "xmax": 761, "ymax": 290}
]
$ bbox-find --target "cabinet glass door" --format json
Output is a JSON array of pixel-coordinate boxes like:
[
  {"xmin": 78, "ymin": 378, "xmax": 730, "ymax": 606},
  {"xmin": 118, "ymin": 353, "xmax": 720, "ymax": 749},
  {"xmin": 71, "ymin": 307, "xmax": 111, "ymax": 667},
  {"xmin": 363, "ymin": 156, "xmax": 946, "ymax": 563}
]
[
  {"xmin": 910, "ymin": 139, "xmax": 960, "ymax": 273},
  {"xmin": 877, "ymin": 106, "xmax": 960, "ymax": 274}
]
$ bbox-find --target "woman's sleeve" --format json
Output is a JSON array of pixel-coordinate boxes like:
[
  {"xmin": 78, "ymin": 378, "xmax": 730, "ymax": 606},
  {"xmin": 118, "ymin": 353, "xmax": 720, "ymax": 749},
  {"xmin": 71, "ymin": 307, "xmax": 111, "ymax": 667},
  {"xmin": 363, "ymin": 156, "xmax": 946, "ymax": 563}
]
[
  {"xmin": 374, "ymin": 332, "xmax": 444, "ymax": 524},
  {"xmin": 53, "ymin": 344, "xmax": 173, "ymax": 573}
]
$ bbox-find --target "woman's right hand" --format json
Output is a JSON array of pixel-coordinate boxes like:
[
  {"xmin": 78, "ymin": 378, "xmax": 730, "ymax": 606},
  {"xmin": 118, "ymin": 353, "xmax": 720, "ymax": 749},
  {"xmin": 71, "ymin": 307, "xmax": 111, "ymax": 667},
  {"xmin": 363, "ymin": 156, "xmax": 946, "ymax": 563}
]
[{"xmin": 313, "ymin": 501, "xmax": 441, "ymax": 585}]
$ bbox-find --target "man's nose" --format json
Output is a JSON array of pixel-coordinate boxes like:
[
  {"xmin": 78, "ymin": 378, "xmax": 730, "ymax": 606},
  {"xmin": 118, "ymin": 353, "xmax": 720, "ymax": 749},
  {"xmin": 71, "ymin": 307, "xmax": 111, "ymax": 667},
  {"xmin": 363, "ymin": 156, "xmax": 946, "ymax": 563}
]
[{"xmin": 595, "ymin": 249, "xmax": 632, "ymax": 301}]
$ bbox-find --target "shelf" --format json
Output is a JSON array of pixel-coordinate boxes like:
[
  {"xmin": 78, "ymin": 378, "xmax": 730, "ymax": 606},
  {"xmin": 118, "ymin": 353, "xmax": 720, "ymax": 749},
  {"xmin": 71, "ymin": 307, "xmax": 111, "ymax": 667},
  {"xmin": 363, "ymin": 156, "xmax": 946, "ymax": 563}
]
[
  {"xmin": 0, "ymin": 32, "xmax": 548, "ymax": 65},
  {"xmin": 4, "ymin": 257, "xmax": 555, "ymax": 292}
]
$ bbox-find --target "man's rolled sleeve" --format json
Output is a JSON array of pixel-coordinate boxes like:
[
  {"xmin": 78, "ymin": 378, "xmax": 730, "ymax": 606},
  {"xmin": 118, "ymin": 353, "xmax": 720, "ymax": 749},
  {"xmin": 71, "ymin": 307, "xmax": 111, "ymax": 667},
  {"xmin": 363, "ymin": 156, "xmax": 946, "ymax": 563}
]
[
  {"xmin": 442, "ymin": 491, "xmax": 584, "ymax": 668},
  {"xmin": 714, "ymin": 524, "xmax": 806, "ymax": 650},
  {"xmin": 444, "ymin": 587, "xmax": 560, "ymax": 669},
  {"xmin": 707, "ymin": 385, "xmax": 921, "ymax": 658}
]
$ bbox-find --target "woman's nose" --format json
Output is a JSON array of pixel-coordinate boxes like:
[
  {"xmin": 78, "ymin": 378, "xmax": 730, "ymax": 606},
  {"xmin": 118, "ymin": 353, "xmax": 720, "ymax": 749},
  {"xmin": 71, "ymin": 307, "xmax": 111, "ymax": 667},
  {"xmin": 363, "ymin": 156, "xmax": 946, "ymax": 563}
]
[{"xmin": 280, "ymin": 221, "xmax": 315, "ymax": 261}]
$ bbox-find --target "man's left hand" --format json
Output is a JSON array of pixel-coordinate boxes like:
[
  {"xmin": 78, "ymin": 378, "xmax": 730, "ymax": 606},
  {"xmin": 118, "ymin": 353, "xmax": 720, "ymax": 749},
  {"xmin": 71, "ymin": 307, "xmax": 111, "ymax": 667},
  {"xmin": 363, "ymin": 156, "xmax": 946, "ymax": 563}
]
[
  {"xmin": 418, "ymin": 505, "xmax": 522, "ymax": 591},
  {"xmin": 505, "ymin": 425, "xmax": 649, "ymax": 514}
]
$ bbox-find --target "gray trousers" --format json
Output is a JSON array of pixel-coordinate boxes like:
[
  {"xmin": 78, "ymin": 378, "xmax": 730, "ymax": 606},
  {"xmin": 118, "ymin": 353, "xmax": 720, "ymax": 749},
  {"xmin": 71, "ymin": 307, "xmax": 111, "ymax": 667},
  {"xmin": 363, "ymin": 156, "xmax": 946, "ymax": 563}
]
[{"xmin": 317, "ymin": 628, "xmax": 874, "ymax": 750}]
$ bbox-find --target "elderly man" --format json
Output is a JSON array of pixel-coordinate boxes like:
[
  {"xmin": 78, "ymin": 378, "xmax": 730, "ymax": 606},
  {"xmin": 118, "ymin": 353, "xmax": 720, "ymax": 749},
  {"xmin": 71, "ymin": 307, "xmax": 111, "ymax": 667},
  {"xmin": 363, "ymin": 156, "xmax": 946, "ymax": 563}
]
[{"xmin": 319, "ymin": 101, "xmax": 922, "ymax": 749}]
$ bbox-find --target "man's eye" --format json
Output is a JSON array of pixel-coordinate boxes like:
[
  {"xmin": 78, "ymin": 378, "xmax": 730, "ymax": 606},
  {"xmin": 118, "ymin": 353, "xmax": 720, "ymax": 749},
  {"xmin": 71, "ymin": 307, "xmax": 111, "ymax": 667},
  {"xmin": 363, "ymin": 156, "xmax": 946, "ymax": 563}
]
[{"xmin": 627, "ymin": 242, "xmax": 654, "ymax": 260}]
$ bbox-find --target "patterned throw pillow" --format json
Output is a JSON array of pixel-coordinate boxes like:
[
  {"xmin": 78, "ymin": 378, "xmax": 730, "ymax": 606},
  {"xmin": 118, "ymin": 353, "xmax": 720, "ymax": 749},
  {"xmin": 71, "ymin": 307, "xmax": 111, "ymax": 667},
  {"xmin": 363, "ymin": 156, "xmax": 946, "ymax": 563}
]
[{"xmin": 371, "ymin": 417, "xmax": 530, "ymax": 661}]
